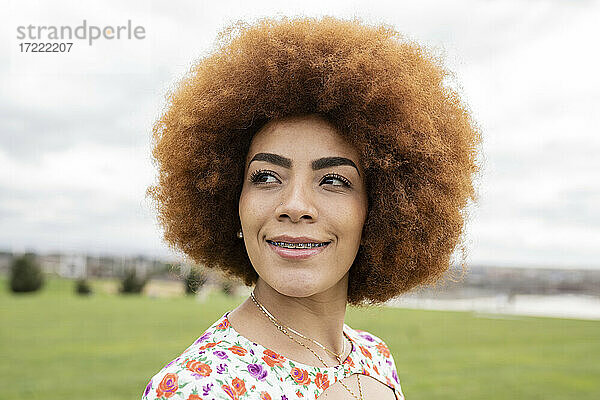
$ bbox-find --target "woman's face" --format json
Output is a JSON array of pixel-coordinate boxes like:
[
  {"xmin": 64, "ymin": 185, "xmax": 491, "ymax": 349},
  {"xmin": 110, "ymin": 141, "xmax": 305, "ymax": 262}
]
[{"xmin": 239, "ymin": 114, "xmax": 368, "ymax": 298}]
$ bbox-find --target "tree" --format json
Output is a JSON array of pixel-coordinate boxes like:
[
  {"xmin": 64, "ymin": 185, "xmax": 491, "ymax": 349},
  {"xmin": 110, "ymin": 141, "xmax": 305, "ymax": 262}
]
[
  {"xmin": 75, "ymin": 279, "xmax": 92, "ymax": 295},
  {"xmin": 119, "ymin": 268, "xmax": 147, "ymax": 294},
  {"xmin": 9, "ymin": 253, "xmax": 44, "ymax": 293},
  {"xmin": 185, "ymin": 267, "xmax": 208, "ymax": 295},
  {"xmin": 221, "ymin": 280, "xmax": 235, "ymax": 296}
]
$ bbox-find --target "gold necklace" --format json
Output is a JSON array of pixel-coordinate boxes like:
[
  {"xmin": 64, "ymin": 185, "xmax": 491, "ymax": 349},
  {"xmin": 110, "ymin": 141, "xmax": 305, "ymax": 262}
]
[
  {"xmin": 251, "ymin": 291, "xmax": 346, "ymax": 361},
  {"xmin": 250, "ymin": 290, "xmax": 364, "ymax": 400}
]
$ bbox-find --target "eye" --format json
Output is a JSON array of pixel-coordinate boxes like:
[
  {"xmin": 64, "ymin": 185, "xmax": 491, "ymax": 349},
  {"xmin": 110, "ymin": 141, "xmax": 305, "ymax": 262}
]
[
  {"xmin": 321, "ymin": 173, "xmax": 351, "ymax": 188},
  {"xmin": 249, "ymin": 169, "xmax": 280, "ymax": 184}
]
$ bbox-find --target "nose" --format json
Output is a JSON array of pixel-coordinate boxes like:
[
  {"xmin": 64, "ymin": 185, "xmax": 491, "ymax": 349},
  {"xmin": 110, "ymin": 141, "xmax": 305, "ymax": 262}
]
[{"xmin": 276, "ymin": 179, "xmax": 318, "ymax": 222}]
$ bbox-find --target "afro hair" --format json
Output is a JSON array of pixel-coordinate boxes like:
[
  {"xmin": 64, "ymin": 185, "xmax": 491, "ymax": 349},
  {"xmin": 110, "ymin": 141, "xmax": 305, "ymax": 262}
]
[{"xmin": 146, "ymin": 15, "xmax": 483, "ymax": 307}]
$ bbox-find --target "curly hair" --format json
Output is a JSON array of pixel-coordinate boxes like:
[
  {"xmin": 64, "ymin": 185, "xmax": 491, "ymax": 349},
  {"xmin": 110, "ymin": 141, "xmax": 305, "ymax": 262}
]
[{"xmin": 146, "ymin": 15, "xmax": 483, "ymax": 307}]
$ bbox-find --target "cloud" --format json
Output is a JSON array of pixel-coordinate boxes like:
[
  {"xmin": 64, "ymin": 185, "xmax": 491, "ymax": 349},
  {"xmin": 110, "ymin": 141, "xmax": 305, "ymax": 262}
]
[
  {"xmin": 0, "ymin": 142, "xmax": 166, "ymax": 257},
  {"xmin": 2, "ymin": 0, "xmax": 599, "ymax": 267}
]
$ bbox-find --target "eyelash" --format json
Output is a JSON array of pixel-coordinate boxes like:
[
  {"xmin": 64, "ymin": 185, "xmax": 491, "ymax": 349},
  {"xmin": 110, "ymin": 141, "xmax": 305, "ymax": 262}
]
[{"xmin": 249, "ymin": 169, "xmax": 352, "ymax": 187}]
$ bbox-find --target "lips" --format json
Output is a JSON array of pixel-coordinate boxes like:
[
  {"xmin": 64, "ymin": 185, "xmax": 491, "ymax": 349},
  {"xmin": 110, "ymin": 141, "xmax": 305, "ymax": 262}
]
[
  {"xmin": 266, "ymin": 235, "xmax": 331, "ymax": 260},
  {"xmin": 267, "ymin": 235, "xmax": 330, "ymax": 244}
]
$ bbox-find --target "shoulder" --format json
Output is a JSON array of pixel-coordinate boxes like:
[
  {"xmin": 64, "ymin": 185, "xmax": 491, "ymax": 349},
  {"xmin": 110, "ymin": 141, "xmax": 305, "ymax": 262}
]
[
  {"xmin": 347, "ymin": 325, "xmax": 393, "ymax": 359},
  {"xmin": 141, "ymin": 314, "xmax": 250, "ymax": 400},
  {"xmin": 345, "ymin": 325, "xmax": 406, "ymax": 399},
  {"xmin": 141, "ymin": 312, "xmax": 295, "ymax": 399},
  {"xmin": 141, "ymin": 340, "xmax": 288, "ymax": 400}
]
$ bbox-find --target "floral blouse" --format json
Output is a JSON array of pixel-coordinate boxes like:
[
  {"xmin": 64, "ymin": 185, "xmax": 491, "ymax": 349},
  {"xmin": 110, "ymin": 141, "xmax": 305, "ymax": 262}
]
[{"xmin": 142, "ymin": 310, "xmax": 405, "ymax": 400}]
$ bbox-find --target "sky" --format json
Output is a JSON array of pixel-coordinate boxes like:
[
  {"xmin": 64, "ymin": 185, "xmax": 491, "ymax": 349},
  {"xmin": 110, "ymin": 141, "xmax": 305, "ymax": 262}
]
[{"xmin": 2, "ymin": 0, "xmax": 599, "ymax": 269}]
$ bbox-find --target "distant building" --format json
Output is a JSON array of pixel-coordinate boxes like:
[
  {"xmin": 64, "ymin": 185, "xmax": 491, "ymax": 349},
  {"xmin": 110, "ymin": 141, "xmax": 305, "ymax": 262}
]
[
  {"xmin": 38, "ymin": 253, "xmax": 61, "ymax": 275},
  {"xmin": 59, "ymin": 253, "xmax": 87, "ymax": 279},
  {"xmin": 0, "ymin": 251, "xmax": 13, "ymax": 274}
]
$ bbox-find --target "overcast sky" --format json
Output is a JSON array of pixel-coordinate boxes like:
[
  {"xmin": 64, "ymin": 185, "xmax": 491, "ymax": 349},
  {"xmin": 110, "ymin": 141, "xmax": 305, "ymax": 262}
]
[{"xmin": 2, "ymin": 0, "xmax": 599, "ymax": 269}]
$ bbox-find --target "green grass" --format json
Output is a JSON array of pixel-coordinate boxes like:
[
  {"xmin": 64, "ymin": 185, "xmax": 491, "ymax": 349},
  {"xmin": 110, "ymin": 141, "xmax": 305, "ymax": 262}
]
[{"xmin": 1, "ymin": 275, "xmax": 598, "ymax": 399}]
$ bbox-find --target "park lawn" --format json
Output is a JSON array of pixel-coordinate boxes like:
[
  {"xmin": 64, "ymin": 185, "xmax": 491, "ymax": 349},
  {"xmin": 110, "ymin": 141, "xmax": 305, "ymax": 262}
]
[{"xmin": 0, "ymin": 275, "xmax": 598, "ymax": 400}]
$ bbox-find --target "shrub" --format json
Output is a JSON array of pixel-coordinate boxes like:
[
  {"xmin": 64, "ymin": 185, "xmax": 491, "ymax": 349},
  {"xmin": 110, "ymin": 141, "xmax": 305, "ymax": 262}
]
[
  {"xmin": 119, "ymin": 269, "xmax": 147, "ymax": 294},
  {"xmin": 221, "ymin": 280, "xmax": 234, "ymax": 296},
  {"xmin": 75, "ymin": 279, "xmax": 92, "ymax": 295},
  {"xmin": 184, "ymin": 267, "xmax": 208, "ymax": 295},
  {"xmin": 9, "ymin": 253, "xmax": 44, "ymax": 293}
]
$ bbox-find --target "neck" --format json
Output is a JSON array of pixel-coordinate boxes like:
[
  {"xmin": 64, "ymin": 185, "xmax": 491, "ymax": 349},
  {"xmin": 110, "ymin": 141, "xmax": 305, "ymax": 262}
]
[{"xmin": 240, "ymin": 275, "xmax": 349, "ymax": 356}]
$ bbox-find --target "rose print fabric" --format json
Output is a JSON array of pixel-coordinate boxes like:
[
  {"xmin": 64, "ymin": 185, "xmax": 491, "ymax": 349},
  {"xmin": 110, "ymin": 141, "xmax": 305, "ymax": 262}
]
[{"xmin": 142, "ymin": 311, "xmax": 405, "ymax": 400}]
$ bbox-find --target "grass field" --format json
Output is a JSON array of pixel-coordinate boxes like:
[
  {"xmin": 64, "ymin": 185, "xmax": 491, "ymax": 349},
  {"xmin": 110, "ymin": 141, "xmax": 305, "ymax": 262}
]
[{"xmin": 1, "ymin": 275, "xmax": 598, "ymax": 400}]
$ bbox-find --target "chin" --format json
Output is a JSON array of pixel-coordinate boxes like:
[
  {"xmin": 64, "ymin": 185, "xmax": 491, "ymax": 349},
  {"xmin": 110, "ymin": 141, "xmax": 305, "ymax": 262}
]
[{"xmin": 264, "ymin": 269, "xmax": 324, "ymax": 298}]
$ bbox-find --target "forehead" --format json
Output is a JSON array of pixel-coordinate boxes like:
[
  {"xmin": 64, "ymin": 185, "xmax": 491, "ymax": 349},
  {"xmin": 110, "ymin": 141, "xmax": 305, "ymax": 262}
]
[{"xmin": 246, "ymin": 115, "xmax": 360, "ymax": 162}]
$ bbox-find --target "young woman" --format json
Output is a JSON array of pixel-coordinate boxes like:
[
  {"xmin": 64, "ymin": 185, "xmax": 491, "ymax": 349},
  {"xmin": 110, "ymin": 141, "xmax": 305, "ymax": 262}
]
[{"xmin": 142, "ymin": 15, "xmax": 482, "ymax": 400}]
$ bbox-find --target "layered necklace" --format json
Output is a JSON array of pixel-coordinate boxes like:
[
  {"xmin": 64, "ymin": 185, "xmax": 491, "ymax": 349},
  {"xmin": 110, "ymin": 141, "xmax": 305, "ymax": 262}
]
[{"xmin": 250, "ymin": 290, "xmax": 364, "ymax": 399}]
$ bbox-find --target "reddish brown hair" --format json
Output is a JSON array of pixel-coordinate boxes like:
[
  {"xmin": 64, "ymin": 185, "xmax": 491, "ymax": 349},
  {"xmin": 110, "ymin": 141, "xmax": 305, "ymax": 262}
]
[{"xmin": 146, "ymin": 15, "xmax": 483, "ymax": 306}]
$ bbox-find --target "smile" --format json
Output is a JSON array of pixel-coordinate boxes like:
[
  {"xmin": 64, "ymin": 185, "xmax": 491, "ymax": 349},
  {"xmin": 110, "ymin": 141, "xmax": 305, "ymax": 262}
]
[
  {"xmin": 266, "ymin": 240, "xmax": 330, "ymax": 260},
  {"xmin": 266, "ymin": 240, "xmax": 328, "ymax": 249}
]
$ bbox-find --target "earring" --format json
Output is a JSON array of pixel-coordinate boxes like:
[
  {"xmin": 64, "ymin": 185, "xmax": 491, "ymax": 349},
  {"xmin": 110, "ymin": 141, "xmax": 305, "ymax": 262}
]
[{"xmin": 237, "ymin": 229, "xmax": 243, "ymax": 239}]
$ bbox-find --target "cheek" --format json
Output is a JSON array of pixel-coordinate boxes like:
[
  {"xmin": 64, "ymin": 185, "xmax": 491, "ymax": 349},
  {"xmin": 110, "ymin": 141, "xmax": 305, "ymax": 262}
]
[
  {"xmin": 239, "ymin": 189, "xmax": 270, "ymax": 232},
  {"xmin": 329, "ymin": 199, "xmax": 367, "ymax": 242}
]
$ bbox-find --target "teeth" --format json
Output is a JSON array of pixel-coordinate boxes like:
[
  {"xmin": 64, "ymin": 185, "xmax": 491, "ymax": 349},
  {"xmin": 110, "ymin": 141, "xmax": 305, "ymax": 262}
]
[{"xmin": 269, "ymin": 241, "xmax": 327, "ymax": 249}]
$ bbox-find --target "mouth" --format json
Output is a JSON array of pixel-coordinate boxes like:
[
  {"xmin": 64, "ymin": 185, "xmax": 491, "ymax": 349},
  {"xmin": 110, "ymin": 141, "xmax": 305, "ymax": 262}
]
[
  {"xmin": 266, "ymin": 239, "xmax": 331, "ymax": 260},
  {"xmin": 266, "ymin": 240, "xmax": 330, "ymax": 249}
]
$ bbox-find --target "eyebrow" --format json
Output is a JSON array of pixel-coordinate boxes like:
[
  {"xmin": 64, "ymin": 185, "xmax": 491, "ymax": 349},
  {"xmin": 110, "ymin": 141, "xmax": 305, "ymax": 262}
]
[{"xmin": 248, "ymin": 152, "xmax": 361, "ymax": 177}]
